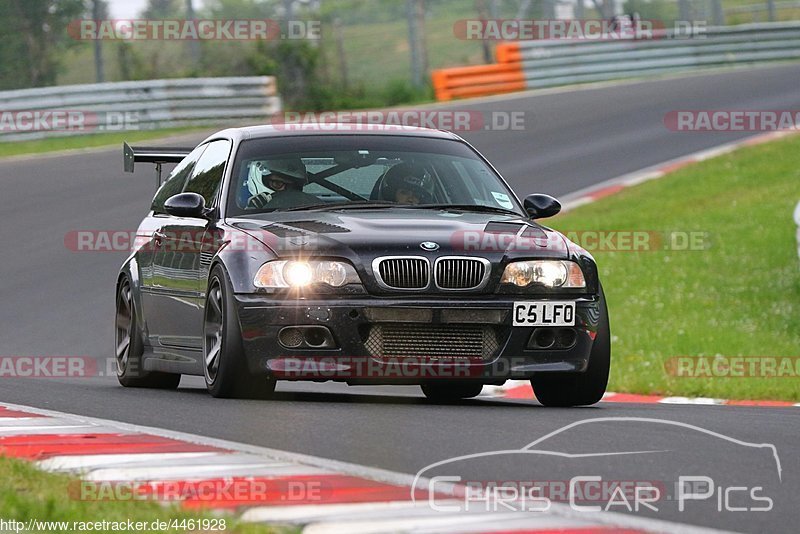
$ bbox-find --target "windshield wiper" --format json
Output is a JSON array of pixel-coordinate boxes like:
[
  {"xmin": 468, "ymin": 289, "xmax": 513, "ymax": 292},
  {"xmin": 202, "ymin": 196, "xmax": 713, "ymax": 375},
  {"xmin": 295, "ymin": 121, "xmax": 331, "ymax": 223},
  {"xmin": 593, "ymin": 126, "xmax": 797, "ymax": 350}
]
[
  {"xmin": 416, "ymin": 204, "xmax": 522, "ymax": 216},
  {"xmin": 282, "ymin": 201, "xmax": 398, "ymax": 212}
]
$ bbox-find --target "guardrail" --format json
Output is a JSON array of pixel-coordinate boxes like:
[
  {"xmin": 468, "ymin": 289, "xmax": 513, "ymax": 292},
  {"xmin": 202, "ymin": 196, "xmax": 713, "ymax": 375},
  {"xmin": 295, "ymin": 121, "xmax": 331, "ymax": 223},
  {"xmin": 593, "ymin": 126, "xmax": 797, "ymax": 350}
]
[
  {"xmin": 432, "ymin": 22, "xmax": 800, "ymax": 101},
  {"xmin": 0, "ymin": 76, "xmax": 281, "ymax": 141}
]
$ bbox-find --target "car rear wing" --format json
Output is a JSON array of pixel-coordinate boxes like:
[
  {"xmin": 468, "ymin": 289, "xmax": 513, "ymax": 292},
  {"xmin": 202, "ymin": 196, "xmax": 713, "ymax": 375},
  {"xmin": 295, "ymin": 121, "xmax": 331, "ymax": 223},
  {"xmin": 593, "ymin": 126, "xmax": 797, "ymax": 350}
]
[{"xmin": 123, "ymin": 142, "xmax": 194, "ymax": 187}]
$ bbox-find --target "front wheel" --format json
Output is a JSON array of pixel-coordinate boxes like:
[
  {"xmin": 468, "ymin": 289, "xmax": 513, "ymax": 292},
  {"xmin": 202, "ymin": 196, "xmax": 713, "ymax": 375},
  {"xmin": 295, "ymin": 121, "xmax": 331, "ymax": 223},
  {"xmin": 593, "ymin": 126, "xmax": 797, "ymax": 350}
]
[
  {"xmin": 204, "ymin": 265, "xmax": 276, "ymax": 399},
  {"xmin": 531, "ymin": 286, "xmax": 611, "ymax": 407},
  {"xmin": 115, "ymin": 276, "xmax": 180, "ymax": 389},
  {"xmin": 421, "ymin": 382, "xmax": 483, "ymax": 402}
]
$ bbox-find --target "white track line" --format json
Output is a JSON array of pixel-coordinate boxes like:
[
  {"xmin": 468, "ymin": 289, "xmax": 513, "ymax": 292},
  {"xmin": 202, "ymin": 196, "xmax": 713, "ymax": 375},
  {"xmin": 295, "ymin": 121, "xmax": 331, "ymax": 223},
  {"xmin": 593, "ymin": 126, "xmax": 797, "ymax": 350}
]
[
  {"xmin": 84, "ymin": 461, "xmax": 324, "ymax": 482},
  {"xmin": 302, "ymin": 512, "xmax": 606, "ymax": 534},
  {"xmin": 38, "ymin": 452, "xmax": 220, "ymax": 471},
  {"xmin": 240, "ymin": 501, "xmax": 457, "ymax": 523}
]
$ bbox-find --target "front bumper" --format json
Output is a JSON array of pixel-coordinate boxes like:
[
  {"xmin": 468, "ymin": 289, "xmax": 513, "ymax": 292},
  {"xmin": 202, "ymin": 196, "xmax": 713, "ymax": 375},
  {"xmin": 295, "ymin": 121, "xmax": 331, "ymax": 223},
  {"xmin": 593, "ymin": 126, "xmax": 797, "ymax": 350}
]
[{"xmin": 235, "ymin": 294, "xmax": 603, "ymax": 384}]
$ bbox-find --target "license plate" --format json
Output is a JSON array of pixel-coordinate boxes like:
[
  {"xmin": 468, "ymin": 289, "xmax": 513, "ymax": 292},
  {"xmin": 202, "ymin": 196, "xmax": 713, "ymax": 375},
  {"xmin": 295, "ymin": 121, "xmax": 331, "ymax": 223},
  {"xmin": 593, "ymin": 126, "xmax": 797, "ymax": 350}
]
[{"xmin": 513, "ymin": 301, "xmax": 576, "ymax": 326}]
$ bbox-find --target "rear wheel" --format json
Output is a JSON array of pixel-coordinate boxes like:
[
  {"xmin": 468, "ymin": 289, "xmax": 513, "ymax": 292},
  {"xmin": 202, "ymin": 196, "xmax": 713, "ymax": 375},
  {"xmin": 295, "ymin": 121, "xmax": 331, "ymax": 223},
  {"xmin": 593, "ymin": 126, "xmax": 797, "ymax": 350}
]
[
  {"xmin": 421, "ymin": 382, "xmax": 483, "ymax": 401},
  {"xmin": 531, "ymin": 286, "xmax": 611, "ymax": 407},
  {"xmin": 204, "ymin": 265, "xmax": 276, "ymax": 399},
  {"xmin": 115, "ymin": 277, "xmax": 180, "ymax": 389}
]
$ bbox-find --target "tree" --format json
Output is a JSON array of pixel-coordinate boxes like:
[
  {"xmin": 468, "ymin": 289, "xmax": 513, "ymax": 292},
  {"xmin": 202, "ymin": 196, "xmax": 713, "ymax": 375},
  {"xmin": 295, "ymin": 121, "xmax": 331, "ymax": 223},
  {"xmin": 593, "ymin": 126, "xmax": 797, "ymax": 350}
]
[
  {"xmin": 0, "ymin": 0, "xmax": 87, "ymax": 90},
  {"xmin": 142, "ymin": 0, "xmax": 184, "ymax": 19}
]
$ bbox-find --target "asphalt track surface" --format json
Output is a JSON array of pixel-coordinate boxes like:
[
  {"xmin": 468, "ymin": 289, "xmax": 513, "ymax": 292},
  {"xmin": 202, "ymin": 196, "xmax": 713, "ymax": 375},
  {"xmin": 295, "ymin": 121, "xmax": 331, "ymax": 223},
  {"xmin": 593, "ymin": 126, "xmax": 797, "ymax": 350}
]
[{"xmin": 1, "ymin": 64, "xmax": 799, "ymax": 533}]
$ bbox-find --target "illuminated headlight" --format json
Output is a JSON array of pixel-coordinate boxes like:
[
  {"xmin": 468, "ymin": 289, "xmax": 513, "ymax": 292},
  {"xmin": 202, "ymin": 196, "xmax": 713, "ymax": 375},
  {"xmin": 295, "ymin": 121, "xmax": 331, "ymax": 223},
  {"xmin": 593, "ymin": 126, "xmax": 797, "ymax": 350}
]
[
  {"xmin": 501, "ymin": 260, "xmax": 586, "ymax": 288},
  {"xmin": 254, "ymin": 260, "xmax": 360, "ymax": 288}
]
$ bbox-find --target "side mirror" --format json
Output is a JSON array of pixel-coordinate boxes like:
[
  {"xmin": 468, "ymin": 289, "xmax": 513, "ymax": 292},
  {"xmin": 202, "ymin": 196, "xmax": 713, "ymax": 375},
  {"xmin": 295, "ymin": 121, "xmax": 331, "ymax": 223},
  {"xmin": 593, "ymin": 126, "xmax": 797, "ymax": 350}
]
[
  {"xmin": 164, "ymin": 192, "xmax": 206, "ymax": 218},
  {"xmin": 523, "ymin": 193, "xmax": 561, "ymax": 219}
]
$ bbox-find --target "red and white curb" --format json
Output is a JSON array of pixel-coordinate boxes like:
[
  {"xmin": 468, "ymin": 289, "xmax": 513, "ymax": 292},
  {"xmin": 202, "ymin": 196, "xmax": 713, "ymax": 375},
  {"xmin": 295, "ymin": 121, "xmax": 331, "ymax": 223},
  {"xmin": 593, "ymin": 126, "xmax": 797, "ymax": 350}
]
[
  {"xmin": 0, "ymin": 402, "xmax": 731, "ymax": 534},
  {"xmin": 559, "ymin": 129, "xmax": 799, "ymax": 213},
  {"xmin": 482, "ymin": 381, "xmax": 800, "ymax": 408}
]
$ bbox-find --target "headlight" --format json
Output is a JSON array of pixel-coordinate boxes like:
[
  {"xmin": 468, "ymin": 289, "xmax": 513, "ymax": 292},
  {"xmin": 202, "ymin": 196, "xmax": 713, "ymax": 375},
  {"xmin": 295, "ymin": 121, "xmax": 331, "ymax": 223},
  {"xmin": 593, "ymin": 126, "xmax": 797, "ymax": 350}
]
[
  {"xmin": 254, "ymin": 260, "xmax": 360, "ymax": 288},
  {"xmin": 501, "ymin": 260, "xmax": 586, "ymax": 288}
]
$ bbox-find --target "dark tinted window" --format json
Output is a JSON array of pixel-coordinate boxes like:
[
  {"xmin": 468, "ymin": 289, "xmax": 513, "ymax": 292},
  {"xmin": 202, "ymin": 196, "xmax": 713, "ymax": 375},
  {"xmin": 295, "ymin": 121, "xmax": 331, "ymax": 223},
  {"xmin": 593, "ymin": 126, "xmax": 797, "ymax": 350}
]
[
  {"xmin": 183, "ymin": 140, "xmax": 231, "ymax": 207},
  {"xmin": 150, "ymin": 145, "xmax": 206, "ymax": 214}
]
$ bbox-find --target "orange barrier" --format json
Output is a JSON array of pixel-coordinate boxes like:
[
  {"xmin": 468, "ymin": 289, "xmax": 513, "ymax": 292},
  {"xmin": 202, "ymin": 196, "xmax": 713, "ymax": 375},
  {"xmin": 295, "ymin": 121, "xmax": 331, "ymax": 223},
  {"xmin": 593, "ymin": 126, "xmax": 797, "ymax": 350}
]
[
  {"xmin": 495, "ymin": 42, "xmax": 522, "ymax": 63},
  {"xmin": 431, "ymin": 43, "xmax": 524, "ymax": 101}
]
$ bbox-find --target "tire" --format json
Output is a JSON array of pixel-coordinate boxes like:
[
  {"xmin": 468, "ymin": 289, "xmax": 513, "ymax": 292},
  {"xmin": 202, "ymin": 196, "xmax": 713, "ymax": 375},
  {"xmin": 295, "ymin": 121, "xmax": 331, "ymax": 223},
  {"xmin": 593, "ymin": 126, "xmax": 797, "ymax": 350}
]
[
  {"xmin": 204, "ymin": 265, "xmax": 276, "ymax": 399},
  {"xmin": 116, "ymin": 276, "xmax": 181, "ymax": 389},
  {"xmin": 421, "ymin": 382, "xmax": 483, "ymax": 401},
  {"xmin": 531, "ymin": 286, "xmax": 611, "ymax": 407}
]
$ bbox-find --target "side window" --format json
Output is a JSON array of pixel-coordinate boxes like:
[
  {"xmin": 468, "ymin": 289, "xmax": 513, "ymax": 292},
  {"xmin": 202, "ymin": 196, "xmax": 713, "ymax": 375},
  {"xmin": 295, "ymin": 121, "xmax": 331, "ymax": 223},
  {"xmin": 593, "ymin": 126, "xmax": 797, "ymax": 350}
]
[
  {"xmin": 183, "ymin": 140, "xmax": 231, "ymax": 207},
  {"xmin": 150, "ymin": 145, "xmax": 207, "ymax": 214}
]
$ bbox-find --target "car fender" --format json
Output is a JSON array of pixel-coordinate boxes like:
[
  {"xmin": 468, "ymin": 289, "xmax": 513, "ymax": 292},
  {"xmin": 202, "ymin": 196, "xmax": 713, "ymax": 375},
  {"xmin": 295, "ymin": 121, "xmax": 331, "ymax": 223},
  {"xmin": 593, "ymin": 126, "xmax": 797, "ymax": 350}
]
[{"xmin": 209, "ymin": 227, "xmax": 278, "ymax": 294}]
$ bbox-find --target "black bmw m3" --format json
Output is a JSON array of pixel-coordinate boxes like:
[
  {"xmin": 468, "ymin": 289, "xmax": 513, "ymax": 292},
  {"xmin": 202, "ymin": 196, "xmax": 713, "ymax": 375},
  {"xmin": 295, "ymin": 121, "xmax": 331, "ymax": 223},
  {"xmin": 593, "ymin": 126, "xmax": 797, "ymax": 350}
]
[{"xmin": 116, "ymin": 125, "xmax": 610, "ymax": 406}]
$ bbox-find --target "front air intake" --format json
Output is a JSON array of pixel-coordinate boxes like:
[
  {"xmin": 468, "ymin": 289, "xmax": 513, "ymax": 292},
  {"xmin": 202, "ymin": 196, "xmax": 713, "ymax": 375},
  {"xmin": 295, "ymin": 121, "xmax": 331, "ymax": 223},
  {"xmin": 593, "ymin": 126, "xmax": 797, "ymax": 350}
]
[
  {"xmin": 435, "ymin": 257, "xmax": 490, "ymax": 290},
  {"xmin": 365, "ymin": 324, "xmax": 501, "ymax": 360},
  {"xmin": 374, "ymin": 257, "xmax": 430, "ymax": 290}
]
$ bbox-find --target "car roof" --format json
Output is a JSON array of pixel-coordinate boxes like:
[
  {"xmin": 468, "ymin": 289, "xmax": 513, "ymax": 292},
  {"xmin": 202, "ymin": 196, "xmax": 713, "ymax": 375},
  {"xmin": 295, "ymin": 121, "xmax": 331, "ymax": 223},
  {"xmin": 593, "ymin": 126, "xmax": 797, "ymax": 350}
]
[{"xmin": 201, "ymin": 123, "xmax": 464, "ymax": 144}]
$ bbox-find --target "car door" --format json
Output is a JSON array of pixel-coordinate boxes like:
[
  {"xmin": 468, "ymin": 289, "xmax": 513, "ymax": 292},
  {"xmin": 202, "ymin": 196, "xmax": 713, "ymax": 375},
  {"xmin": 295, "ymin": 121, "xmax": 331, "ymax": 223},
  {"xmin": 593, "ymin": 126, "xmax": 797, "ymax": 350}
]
[
  {"xmin": 140, "ymin": 144, "xmax": 207, "ymax": 350},
  {"xmin": 149, "ymin": 139, "xmax": 232, "ymax": 356}
]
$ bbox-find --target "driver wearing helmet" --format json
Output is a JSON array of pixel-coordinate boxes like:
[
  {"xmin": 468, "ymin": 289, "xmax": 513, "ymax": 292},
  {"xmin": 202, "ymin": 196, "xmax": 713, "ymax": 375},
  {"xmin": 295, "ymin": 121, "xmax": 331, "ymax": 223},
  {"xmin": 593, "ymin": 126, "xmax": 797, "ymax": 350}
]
[
  {"xmin": 247, "ymin": 157, "xmax": 319, "ymax": 209},
  {"xmin": 379, "ymin": 163, "xmax": 432, "ymax": 205}
]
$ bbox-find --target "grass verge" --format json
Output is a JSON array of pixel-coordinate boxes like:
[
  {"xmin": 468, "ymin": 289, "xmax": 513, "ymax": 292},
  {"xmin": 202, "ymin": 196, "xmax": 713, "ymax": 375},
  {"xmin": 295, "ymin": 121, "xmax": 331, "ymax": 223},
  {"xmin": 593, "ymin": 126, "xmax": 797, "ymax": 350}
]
[
  {"xmin": 549, "ymin": 134, "xmax": 800, "ymax": 401},
  {"xmin": 0, "ymin": 455, "xmax": 287, "ymax": 533},
  {"xmin": 0, "ymin": 127, "xmax": 211, "ymax": 159}
]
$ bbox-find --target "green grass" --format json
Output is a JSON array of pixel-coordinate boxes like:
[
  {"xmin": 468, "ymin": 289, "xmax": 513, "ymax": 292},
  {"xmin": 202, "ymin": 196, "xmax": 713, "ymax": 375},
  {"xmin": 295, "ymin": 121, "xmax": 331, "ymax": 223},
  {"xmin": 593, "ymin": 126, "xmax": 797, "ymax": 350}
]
[
  {"xmin": 548, "ymin": 134, "xmax": 800, "ymax": 401},
  {"xmin": 0, "ymin": 127, "xmax": 212, "ymax": 159},
  {"xmin": 0, "ymin": 455, "xmax": 288, "ymax": 533}
]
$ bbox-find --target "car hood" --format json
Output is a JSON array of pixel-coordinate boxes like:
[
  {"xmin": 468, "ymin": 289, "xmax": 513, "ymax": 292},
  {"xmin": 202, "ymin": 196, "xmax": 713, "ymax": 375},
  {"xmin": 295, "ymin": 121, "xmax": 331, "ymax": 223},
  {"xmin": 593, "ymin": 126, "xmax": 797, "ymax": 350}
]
[{"xmin": 227, "ymin": 209, "xmax": 569, "ymax": 262}]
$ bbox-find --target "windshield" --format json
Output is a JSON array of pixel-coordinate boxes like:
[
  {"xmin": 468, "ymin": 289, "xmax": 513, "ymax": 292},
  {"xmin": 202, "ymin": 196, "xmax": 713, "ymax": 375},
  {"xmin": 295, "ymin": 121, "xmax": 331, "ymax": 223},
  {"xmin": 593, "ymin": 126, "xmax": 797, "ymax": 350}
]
[{"xmin": 226, "ymin": 135, "xmax": 523, "ymax": 216}]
